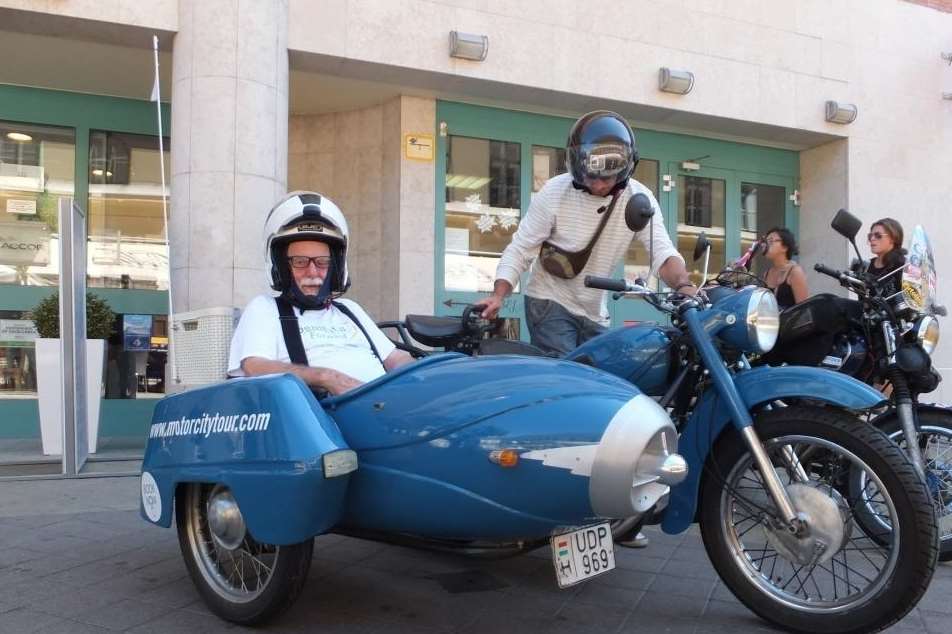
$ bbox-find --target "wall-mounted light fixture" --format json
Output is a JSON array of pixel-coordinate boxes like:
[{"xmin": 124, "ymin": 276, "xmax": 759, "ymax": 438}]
[
  {"xmin": 6, "ymin": 132, "xmax": 32, "ymax": 142},
  {"xmin": 659, "ymin": 68, "xmax": 694, "ymax": 95},
  {"xmin": 825, "ymin": 101, "xmax": 858, "ymax": 124},
  {"xmin": 450, "ymin": 31, "xmax": 488, "ymax": 61}
]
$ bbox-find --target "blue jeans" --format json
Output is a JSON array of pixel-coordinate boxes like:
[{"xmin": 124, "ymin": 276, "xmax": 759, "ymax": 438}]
[{"xmin": 524, "ymin": 295, "xmax": 607, "ymax": 356}]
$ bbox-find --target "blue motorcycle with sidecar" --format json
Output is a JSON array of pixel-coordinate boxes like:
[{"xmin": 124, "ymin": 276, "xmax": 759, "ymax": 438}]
[{"xmin": 140, "ymin": 193, "xmax": 936, "ymax": 633}]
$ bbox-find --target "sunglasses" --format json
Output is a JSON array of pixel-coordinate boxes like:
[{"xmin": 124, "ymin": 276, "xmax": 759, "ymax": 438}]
[
  {"xmin": 867, "ymin": 232, "xmax": 887, "ymax": 241},
  {"xmin": 287, "ymin": 255, "xmax": 331, "ymax": 270}
]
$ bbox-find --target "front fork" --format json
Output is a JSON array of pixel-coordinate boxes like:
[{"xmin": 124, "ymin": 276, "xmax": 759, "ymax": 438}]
[
  {"xmin": 681, "ymin": 307, "xmax": 801, "ymax": 527},
  {"xmin": 881, "ymin": 321, "xmax": 927, "ymax": 479},
  {"xmin": 890, "ymin": 371, "xmax": 927, "ymax": 479}
]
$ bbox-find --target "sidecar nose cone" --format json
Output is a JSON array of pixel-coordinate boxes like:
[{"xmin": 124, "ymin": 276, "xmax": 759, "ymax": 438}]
[{"xmin": 589, "ymin": 394, "xmax": 684, "ymax": 518}]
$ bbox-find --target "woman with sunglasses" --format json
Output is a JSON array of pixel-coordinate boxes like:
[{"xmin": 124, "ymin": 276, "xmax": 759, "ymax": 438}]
[
  {"xmin": 762, "ymin": 226, "xmax": 809, "ymax": 310},
  {"xmin": 866, "ymin": 218, "xmax": 906, "ymax": 296}
]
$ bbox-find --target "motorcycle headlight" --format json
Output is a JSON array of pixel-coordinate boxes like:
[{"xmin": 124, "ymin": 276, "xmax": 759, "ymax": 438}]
[
  {"xmin": 746, "ymin": 288, "xmax": 780, "ymax": 353},
  {"xmin": 916, "ymin": 315, "xmax": 940, "ymax": 355},
  {"xmin": 710, "ymin": 287, "xmax": 780, "ymax": 354}
]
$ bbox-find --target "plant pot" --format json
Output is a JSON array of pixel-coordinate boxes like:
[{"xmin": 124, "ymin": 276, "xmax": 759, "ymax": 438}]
[{"xmin": 35, "ymin": 338, "xmax": 106, "ymax": 456}]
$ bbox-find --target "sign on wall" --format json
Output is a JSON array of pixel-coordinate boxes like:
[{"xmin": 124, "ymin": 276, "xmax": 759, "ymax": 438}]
[
  {"xmin": 6, "ymin": 199, "xmax": 37, "ymax": 215},
  {"xmin": 405, "ymin": 134, "xmax": 434, "ymax": 161},
  {"xmin": 123, "ymin": 314, "xmax": 153, "ymax": 352},
  {"xmin": 0, "ymin": 221, "xmax": 51, "ymax": 266},
  {"xmin": 0, "ymin": 319, "xmax": 39, "ymax": 347}
]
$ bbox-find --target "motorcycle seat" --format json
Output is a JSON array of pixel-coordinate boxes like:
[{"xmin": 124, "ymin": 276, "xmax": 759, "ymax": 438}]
[{"xmin": 404, "ymin": 314, "xmax": 467, "ymax": 346}]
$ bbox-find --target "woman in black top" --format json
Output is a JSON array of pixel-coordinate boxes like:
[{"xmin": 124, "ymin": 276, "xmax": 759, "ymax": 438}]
[
  {"xmin": 762, "ymin": 227, "xmax": 808, "ymax": 310},
  {"xmin": 866, "ymin": 217, "xmax": 906, "ymax": 296}
]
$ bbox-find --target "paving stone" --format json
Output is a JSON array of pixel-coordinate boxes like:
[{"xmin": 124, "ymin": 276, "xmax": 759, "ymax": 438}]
[
  {"xmin": 27, "ymin": 582, "xmax": 128, "ymax": 618},
  {"xmin": 33, "ymin": 619, "xmax": 117, "ymax": 634},
  {"xmin": 648, "ymin": 573, "xmax": 717, "ymax": 599},
  {"xmin": 553, "ymin": 600, "xmax": 631, "ymax": 632},
  {"xmin": 633, "ymin": 590, "xmax": 707, "ymax": 620},
  {"xmin": 619, "ymin": 614, "xmax": 699, "ymax": 633},
  {"xmin": 125, "ymin": 609, "xmax": 246, "ymax": 634},
  {"xmin": 73, "ymin": 598, "xmax": 175, "ymax": 631},
  {"xmin": 917, "ymin": 609, "xmax": 948, "ymax": 634},
  {"xmin": 0, "ymin": 608, "xmax": 70, "ymax": 634}
]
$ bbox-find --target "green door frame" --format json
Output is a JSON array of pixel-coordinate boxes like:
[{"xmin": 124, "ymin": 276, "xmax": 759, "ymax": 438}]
[
  {"xmin": 434, "ymin": 101, "xmax": 799, "ymax": 333},
  {"xmin": 0, "ymin": 84, "xmax": 171, "ymax": 450}
]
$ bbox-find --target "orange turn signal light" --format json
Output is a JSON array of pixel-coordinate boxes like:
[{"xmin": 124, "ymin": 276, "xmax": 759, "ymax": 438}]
[{"xmin": 488, "ymin": 449, "xmax": 519, "ymax": 468}]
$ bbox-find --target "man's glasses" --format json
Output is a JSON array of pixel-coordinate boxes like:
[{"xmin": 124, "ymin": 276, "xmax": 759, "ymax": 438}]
[
  {"xmin": 287, "ymin": 255, "xmax": 331, "ymax": 270},
  {"xmin": 867, "ymin": 232, "xmax": 886, "ymax": 242}
]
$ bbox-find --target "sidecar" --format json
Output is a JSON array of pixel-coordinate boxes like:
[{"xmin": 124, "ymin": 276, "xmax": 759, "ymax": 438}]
[{"xmin": 140, "ymin": 352, "xmax": 685, "ymax": 624}]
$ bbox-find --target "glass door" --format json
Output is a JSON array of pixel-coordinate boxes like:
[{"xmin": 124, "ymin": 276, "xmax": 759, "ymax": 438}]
[{"xmin": 0, "ymin": 121, "xmax": 74, "ymax": 476}]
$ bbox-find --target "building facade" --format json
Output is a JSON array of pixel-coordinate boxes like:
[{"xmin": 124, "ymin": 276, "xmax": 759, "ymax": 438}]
[{"xmin": 1, "ymin": 0, "xmax": 951, "ymax": 476}]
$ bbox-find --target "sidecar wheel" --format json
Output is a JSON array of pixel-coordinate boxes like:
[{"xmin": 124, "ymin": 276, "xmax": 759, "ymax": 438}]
[
  {"xmin": 698, "ymin": 406, "xmax": 938, "ymax": 634},
  {"xmin": 175, "ymin": 483, "xmax": 314, "ymax": 625}
]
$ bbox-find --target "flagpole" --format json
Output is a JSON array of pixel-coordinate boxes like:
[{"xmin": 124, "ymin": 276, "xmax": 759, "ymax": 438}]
[{"xmin": 152, "ymin": 35, "xmax": 179, "ymax": 385}]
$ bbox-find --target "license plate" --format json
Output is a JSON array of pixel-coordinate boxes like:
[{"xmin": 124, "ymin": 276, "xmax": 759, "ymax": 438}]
[{"xmin": 550, "ymin": 522, "xmax": 616, "ymax": 588}]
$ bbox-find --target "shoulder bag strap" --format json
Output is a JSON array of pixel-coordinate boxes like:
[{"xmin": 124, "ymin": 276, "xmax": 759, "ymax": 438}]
[
  {"xmin": 332, "ymin": 301, "xmax": 385, "ymax": 368},
  {"xmin": 275, "ymin": 296, "xmax": 309, "ymax": 365},
  {"xmin": 580, "ymin": 189, "xmax": 623, "ymax": 253}
]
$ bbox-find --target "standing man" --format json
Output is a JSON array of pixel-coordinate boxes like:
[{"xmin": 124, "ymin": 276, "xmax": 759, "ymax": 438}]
[
  {"xmin": 476, "ymin": 110, "xmax": 694, "ymax": 353},
  {"xmin": 475, "ymin": 111, "xmax": 696, "ymax": 549}
]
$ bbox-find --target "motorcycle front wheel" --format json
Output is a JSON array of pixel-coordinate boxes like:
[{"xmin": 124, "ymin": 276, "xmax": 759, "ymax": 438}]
[
  {"xmin": 698, "ymin": 405, "xmax": 938, "ymax": 634},
  {"xmin": 176, "ymin": 483, "xmax": 314, "ymax": 625},
  {"xmin": 874, "ymin": 408, "xmax": 952, "ymax": 561}
]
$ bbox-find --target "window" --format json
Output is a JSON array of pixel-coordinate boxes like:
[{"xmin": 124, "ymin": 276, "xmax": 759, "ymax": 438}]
[
  {"xmin": 443, "ymin": 136, "xmax": 522, "ymax": 293},
  {"xmin": 87, "ymin": 131, "xmax": 170, "ymax": 290},
  {"xmin": 0, "ymin": 121, "xmax": 74, "ymax": 287}
]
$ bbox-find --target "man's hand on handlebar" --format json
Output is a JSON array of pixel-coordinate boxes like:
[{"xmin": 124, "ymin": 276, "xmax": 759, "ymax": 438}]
[
  {"xmin": 473, "ymin": 295, "xmax": 504, "ymax": 319},
  {"xmin": 475, "ymin": 280, "xmax": 514, "ymax": 319}
]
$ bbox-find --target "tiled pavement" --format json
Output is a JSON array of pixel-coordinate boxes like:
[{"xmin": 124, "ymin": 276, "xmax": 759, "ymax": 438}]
[{"xmin": 0, "ymin": 477, "xmax": 949, "ymax": 633}]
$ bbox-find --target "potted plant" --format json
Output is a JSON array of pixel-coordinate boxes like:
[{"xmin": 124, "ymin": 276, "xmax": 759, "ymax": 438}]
[{"xmin": 30, "ymin": 292, "xmax": 115, "ymax": 455}]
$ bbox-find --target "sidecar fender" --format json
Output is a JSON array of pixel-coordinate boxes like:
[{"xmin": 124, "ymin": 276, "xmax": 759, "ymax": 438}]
[
  {"xmin": 139, "ymin": 374, "xmax": 352, "ymax": 545},
  {"xmin": 661, "ymin": 365, "xmax": 886, "ymax": 534}
]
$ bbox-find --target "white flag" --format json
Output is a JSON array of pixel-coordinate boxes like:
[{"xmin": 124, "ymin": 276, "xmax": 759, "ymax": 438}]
[{"xmin": 150, "ymin": 35, "xmax": 161, "ymax": 102}]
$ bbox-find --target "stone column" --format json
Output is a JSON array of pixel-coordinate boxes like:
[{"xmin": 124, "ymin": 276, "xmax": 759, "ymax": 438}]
[{"xmin": 169, "ymin": 0, "xmax": 289, "ymax": 314}]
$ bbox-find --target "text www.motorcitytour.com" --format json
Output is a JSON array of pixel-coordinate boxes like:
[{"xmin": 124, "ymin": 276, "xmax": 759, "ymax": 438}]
[{"xmin": 149, "ymin": 412, "xmax": 272, "ymax": 438}]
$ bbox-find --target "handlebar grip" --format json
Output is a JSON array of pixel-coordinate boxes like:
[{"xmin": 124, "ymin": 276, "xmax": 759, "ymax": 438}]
[
  {"xmin": 584, "ymin": 276, "xmax": 628, "ymax": 292},
  {"xmin": 814, "ymin": 263, "xmax": 840, "ymax": 279}
]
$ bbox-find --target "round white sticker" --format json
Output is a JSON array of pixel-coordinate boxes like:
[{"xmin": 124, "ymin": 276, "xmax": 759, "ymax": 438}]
[{"xmin": 141, "ymin": 471, "xmax": 162, "ymax": 523}]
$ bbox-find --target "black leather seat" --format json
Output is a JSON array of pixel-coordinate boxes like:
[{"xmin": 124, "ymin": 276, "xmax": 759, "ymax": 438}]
[{"xmin": 404, "ymin": 314, "xmax": 467, "ymax": 347}]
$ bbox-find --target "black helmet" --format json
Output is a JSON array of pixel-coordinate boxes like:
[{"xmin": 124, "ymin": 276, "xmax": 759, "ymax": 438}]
[{"xmin": 566, "ymin": 111, "xmax": 638, "ymax": 194}]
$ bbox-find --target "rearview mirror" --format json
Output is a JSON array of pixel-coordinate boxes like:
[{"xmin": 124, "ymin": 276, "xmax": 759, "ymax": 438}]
[
  {"xmin": 693, "ymin": 232, "xmax": 712, "ymax": 262},
  {"xmin": 831, "ymin": 209, "xmax": 862, "ymax": 241},
  {"xmin": 625, "ymin": 193, "xmax": 654, "ymax": 232}
]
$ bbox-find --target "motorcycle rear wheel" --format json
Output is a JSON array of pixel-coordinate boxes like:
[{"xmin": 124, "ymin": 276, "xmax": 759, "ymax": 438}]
[
  {"xmin": 176, "ymin": 483, "xmax": 314, "ymax": 625},
  {"xmin": 699, "ymin": 405, "xmax": 937, "ymax": 634}
]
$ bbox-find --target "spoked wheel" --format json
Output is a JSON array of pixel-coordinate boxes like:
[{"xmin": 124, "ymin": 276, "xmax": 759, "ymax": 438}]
[
  {"xmin": 699, "ymin": 406, "xmax": 938, "ymax": 634},
  {"xmin": 176, "ymin": 483, "xmax": 314, "ymax": 624},
  {"xmin": 873, "ymin": 410, "xmax": 952, "ymax": 561}
]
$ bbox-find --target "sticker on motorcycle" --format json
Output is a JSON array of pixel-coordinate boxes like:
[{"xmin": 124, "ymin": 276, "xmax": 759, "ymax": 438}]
[
  {"xmin": 141, "ymin": 471, "xmax": 162, "ymax": 522},
  {"xmin": 550, "ymin": 522, "xmax": 616, "ymax": 588}
]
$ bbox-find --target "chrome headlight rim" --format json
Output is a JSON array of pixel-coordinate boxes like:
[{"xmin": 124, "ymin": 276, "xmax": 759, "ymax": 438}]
[
  {"xmin": 745, "ymin": 288, "xmax": 780, "ymax": 353},
  {"xmin": 915, "ymin": 314, "xmax": 940, "ymax": 355}
]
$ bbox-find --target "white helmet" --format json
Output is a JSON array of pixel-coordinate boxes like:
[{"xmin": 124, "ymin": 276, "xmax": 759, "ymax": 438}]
[{"xmin": 263, "ymin": 191, "xmax": 350, "ymax": 296}]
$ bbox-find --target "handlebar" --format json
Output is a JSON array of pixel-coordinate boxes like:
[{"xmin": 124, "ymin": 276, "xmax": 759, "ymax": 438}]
[
  {"xmin": 814, "ymin": 263, "xmax": 840, "ymax": 279},
  {"xmin": 814, "ymin": 262, "xmax": 867, "ymax": 291},
  {"xmin": 584, "ymin": 276, "xmax": 629, "ymax": 292}
]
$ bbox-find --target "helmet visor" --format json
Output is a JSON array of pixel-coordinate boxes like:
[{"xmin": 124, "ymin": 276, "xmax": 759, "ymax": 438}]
[{"xmin": 578, "ymin": 142, "xmax": 632, "ymax": 180}]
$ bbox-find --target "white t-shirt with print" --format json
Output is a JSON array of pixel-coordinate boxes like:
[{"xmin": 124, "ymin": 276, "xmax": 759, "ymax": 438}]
[{"xmin": 227, "ymin": 295, "xmax": 396, "ymax": 383}]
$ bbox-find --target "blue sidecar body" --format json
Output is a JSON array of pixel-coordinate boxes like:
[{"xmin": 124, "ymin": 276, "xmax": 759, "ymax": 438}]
[{"xmin": 141, "ymin": 353, "xmax": 682, "ymax": 545}]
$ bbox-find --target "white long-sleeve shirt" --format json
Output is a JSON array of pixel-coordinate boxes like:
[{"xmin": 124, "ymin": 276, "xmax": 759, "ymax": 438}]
[{"xmin": 495, "ymin": 173, "xmax": 682, "ymax": 324}]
